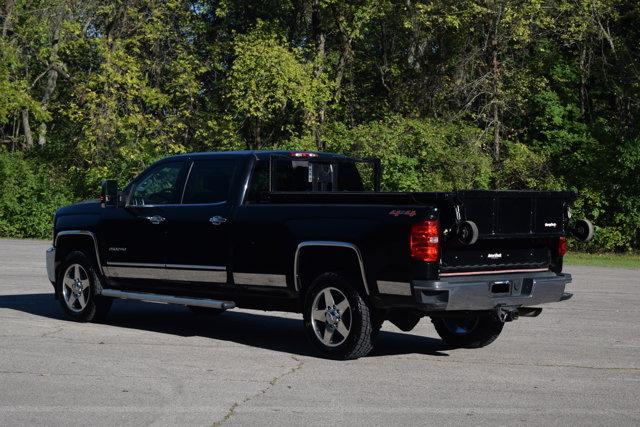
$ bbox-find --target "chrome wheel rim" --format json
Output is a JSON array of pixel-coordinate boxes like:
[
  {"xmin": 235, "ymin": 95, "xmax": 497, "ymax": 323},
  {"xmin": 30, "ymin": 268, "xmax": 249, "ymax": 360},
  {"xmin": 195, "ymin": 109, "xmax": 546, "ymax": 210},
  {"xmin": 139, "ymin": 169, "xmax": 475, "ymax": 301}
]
[
  {"xmin": 311, "ymin": 287, "xmax": 352, "ymax": 347},
  {"xmin": 62, "ymin": 263, "xmax": 90, "ymax": 313},
  {"xmin": 443, "ymin": 317, "xmax": 479, "ymax": 335}
]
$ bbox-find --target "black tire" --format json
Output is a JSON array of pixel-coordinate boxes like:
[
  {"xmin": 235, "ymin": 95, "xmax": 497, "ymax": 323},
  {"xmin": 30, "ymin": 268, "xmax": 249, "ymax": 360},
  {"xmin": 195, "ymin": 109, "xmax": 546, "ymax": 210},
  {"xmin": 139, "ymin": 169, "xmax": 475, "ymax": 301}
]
[
  {"xmin": 188, "ymin": 306, "xmax": 225, "ymax": 317},
  {"xmin": 572, "ymin": 218, "xmax": 595, "ymax": 242},
  {"xmin": 57, "ymin": 251, "xmax": 112, "ymax": 322},
  {"xmin": 458, "ymin": 220, "xmax": 479, "ymax": 245},
  {"xmin": 372, "ymin": 313, "xmax": 385, "ymax": 337},
  {"xmin": 431, "ymin": 313, "xmax": 504, "ymax": 349},
  {"xmin": 303, "ymin": 273, "xmax": 375, "ymax": 360}
]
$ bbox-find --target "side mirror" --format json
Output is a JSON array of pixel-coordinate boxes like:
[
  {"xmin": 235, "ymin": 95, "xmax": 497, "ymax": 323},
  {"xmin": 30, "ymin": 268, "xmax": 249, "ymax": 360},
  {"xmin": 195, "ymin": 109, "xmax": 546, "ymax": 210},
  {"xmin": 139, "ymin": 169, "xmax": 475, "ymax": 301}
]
[{"xmin": 100, "ymin": 179, "xmax": 119, "ymax": 207}]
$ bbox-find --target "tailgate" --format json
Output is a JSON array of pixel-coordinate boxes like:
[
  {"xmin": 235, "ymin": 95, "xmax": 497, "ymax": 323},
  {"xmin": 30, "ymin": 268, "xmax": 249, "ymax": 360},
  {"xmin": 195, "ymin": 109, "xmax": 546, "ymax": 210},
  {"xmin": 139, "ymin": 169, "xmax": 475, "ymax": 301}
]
[{"xmin": 440, "ymin": 190, "xmax": 575, "ymax": 274}]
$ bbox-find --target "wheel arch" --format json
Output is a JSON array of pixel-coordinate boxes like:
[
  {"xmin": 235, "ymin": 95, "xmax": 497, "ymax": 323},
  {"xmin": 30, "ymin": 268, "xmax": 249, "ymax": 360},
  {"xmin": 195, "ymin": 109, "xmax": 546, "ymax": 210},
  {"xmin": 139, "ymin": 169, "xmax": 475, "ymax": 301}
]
[
  {"xmin": 54, "ymin": 230, "xmax": 104, "ymax": 277},
  {"xmin": 294, "ymin": 241, "xmax": 370, "ymax": 297}
]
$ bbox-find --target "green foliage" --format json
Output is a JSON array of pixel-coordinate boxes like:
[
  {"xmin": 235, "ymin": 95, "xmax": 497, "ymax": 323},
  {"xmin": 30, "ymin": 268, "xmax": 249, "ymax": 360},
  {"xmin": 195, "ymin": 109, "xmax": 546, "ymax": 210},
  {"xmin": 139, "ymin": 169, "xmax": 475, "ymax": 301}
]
[
  {"xmin": 0, "ymin": 149, "xmax": 74, "ymax": 239},
  {"xmin": 0, "ymin": 0, "xmax": 638, "ymax": 252},
  {"xmin": 291, "ymin": 117, "xmax": 493, "ymax": 192},
  {"xmin": 0, "ymin": 41, "xmax": 46, "ymax": 126},
  {"xmin": 226, "ymin": 23, "xmax": 330, "ymax": 148},
  {"xmin": 495, "ymin": 142, "xmax": 563, "ymax": 190}
]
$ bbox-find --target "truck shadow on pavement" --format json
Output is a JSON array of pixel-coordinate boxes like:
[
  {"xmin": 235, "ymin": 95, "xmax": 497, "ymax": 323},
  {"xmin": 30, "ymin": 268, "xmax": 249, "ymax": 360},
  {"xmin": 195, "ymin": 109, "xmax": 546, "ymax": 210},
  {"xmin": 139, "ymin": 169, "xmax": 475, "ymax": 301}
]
[{"xmin": 0, "ymin": 293, "xmax": 450, "ymax": 359}]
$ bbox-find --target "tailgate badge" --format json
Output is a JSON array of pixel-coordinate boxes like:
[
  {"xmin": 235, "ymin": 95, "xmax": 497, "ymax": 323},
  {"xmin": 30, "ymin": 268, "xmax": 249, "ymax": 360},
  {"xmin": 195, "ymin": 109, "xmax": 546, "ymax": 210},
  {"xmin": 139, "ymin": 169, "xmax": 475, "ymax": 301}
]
[
  {"xmin": 487, "ymin": 253, "xmax": 502, "ymax": 259},
  {"xmin": 544, "ymin": 222, "xmax": 557, "ymax": 228}
]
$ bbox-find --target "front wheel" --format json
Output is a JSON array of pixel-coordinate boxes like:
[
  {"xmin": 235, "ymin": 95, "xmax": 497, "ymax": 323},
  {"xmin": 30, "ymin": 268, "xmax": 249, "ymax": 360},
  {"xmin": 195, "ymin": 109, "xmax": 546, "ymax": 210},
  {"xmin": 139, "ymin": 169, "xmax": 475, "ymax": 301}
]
[
  {"xmin": 57, "ymin": 251, "xmax": 112, "ymax": 322},
  {"xmin": 303, "ymin": 273, "xmax": 375, "ymax": 360},
  {"xmin": 431, "ymin": 313, "xmax": 504, "ymax": 349}
]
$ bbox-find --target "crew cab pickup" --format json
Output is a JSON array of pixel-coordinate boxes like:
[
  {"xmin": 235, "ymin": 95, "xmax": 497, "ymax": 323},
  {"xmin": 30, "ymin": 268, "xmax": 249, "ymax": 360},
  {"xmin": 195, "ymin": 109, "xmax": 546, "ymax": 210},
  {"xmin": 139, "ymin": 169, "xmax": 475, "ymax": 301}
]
[{"xmin": 46, "ymin": 150, "xmax": 594, "ymax": 359}]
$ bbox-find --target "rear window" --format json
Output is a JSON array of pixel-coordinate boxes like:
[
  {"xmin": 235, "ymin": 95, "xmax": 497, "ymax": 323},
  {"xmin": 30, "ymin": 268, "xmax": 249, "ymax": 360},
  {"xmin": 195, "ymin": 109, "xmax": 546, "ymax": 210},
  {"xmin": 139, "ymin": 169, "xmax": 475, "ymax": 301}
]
[
  {"xmin": 272, "ymin": 159, "xmax": 371, "ymax": 192},
  {"xmin": 245, "ymin": 157, "xmax": 379, "ymax": 202}
]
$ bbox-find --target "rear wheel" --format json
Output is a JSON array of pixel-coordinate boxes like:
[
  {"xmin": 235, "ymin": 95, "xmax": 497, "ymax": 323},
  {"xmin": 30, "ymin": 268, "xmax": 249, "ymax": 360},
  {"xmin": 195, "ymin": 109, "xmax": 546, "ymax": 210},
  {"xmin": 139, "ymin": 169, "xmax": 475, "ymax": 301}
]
[
  {"xmin": 57, "ymin": 251, "xmax": 112, "ymax": 322},
  {"xmin": 431, "ymin": 313, "xmax": 504, "ymax": 349},
  {"xmin": 303, "ymin": 273, "xmax": 374, "ymax": 360}
]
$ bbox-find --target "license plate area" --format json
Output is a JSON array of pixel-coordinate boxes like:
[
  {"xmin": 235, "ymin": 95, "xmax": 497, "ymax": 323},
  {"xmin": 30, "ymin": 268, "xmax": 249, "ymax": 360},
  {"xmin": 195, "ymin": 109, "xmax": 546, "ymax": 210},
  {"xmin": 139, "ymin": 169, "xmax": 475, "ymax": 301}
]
[
  {"xmin": 491, "ymin": 280, "xmax": 512, "ymax": 295},
  {"xmin": 490, "ymin": 278, "xmax": 532, "ymax": 297}
]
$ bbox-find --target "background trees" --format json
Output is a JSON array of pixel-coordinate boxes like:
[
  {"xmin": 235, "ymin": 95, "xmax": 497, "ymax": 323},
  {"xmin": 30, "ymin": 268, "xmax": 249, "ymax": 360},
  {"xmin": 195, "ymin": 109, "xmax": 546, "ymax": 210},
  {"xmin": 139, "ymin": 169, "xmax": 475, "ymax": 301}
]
[{"xmin": 0, "ymin": 0, "xmax": 638, "ymax": 251}]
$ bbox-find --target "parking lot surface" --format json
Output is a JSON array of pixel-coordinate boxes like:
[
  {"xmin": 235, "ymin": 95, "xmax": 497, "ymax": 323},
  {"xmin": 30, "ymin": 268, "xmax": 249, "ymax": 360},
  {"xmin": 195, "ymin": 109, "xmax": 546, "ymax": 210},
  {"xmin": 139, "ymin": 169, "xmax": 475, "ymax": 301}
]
[{"xmin": 0, "ymin": 239, "xmax": 639, "ymax": 426}]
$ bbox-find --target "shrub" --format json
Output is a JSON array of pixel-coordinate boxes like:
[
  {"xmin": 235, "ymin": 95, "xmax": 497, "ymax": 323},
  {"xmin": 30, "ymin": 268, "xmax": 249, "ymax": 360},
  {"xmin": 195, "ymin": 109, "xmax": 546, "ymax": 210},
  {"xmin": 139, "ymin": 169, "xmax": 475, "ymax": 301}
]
[
  {"xmin": 0, "ymin": 149, "xmax": 74, "ymax": 239},
  {"xmin": 289, "ymin": 116, "xmax": 494, "ymax": 192}
]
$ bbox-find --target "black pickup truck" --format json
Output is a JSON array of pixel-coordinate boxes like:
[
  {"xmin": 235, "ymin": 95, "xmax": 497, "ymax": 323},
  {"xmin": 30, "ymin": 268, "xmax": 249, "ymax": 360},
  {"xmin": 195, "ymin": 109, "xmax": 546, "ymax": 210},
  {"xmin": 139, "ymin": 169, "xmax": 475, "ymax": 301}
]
[{"xmin": 46, "ymin": 150, "xmax": 594, "ymax": 359}]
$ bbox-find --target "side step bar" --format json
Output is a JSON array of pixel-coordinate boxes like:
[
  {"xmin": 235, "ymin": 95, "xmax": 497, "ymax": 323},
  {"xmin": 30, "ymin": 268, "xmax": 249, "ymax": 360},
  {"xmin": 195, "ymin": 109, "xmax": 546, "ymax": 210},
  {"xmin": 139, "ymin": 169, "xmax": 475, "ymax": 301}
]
[{"xmin": 100, "ymin": 289, "xmax": 236, "ymax": 310}]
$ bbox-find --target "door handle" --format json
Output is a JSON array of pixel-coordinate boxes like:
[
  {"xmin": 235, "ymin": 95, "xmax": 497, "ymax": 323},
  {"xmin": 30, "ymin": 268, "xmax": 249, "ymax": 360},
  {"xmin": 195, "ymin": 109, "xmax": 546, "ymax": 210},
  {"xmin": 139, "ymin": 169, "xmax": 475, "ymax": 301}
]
[
  {"xmin": 145, "ymin": 215, "xmax": 166, "ymax": 225},
  {"xmin": 209, "ymin": 216, "xmax": 227, "ymax": 226}
]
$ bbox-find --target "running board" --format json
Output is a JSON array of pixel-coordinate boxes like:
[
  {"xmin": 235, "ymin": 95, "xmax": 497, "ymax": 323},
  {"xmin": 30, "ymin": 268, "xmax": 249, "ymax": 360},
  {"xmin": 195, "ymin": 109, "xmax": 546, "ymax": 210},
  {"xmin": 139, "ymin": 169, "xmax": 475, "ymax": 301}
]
[{"xmin": 99, "ymin": 289, "xmax": 236, "ymax": 310}]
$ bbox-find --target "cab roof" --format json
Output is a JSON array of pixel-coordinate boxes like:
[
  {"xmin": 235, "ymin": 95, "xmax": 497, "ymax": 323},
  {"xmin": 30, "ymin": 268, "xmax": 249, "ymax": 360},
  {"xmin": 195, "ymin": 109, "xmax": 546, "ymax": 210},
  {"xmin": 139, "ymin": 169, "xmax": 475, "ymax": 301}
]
[{"xmin": 165, "ymin": 150, "xmax": 350, "ymax": 161}]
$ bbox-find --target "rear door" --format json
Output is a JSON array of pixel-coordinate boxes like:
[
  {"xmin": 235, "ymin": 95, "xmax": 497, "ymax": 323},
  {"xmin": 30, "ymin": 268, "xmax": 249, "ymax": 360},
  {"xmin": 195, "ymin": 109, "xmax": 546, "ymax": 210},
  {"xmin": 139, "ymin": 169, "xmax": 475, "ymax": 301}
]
[{"xmin": 161, "ymin": 157, "xmax": 240, "ymax": 284}]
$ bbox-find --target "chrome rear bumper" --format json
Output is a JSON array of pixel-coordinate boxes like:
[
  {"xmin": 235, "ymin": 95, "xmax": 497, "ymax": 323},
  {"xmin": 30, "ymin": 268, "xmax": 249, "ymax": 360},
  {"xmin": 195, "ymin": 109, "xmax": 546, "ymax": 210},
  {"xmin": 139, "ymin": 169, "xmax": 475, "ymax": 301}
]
[{"xmin": 413, "ymin": 271, "xmax": 572, "ymax": 311}]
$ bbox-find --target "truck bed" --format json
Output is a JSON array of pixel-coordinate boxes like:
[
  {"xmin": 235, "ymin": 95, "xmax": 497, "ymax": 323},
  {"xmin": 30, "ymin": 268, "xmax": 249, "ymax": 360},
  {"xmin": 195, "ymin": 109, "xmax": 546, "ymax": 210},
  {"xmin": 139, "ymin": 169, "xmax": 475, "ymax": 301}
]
[{"xmin": 267, "ymin": 189, "xmax": 575, "ymax": 275}]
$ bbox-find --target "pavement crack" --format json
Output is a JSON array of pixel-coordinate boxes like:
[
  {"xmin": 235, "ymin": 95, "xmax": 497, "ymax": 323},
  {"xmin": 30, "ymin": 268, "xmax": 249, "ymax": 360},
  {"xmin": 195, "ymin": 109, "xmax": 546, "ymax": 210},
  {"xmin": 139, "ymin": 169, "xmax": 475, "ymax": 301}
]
[
  {"xmin": 40, "ymin": 326, "xmax": 63, "ymax": 338},
  {"xmin": 211, "ymin": 356, "xmax": 304, "ymax": 426}
]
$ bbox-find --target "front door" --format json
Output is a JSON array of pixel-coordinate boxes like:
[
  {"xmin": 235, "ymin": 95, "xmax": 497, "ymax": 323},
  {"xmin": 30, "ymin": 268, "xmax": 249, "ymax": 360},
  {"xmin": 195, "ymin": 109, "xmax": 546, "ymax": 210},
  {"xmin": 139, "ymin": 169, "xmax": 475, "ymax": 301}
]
[
  {"xmin": 162, "ymin": 158, "xmax": 239, "ymax": 284},
  {"xmin": 101, "ymin": 160, "xmax": 186, "ymax": 281}
]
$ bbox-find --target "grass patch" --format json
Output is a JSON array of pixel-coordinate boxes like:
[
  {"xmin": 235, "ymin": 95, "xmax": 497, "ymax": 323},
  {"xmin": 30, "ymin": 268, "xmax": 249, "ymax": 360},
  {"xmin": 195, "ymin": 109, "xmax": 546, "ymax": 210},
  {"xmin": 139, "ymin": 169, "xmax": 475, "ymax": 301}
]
[{"xmin": 564, "ymin": 252, "xmax": 640, "ymax": 269}]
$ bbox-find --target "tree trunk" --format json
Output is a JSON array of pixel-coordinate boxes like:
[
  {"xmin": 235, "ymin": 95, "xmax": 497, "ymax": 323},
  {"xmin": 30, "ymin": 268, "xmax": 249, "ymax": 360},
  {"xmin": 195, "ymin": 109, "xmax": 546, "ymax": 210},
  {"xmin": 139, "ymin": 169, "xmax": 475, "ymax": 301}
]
[
  {"xmin": 2, "ymin": 0, "xmax": 15, "ymax": 37},
  {"xmin": 253, "ymin": 119, "xmax": 261, "ymax": 150},
  {"xmin": 330, "ymin": 5, "xmax": 353, "ymax": 105},
  {"xmin": 579, "ymin": 43, "xmax": 591, "ymax": 122},
  {"xmin": 37, "ymin": 13, "xmax": 64, "ymax": 146},
  {"xmin": 21, "ymin": 110, "xmax": 33, "ymax": 148},
  {"xmin": 312, "ymin": 0, "xmax": 326, "ymax": 151},
  {"xmin": 491, "ymin": 43, "xmax": 500, "ymax": 161},
  {"xmin": 489, "ymin": 6, "xmax": 503, "ymax": 163},
  {"xmin": 333, "ymin": 37, "xmax": 352, "ymax": 104}
]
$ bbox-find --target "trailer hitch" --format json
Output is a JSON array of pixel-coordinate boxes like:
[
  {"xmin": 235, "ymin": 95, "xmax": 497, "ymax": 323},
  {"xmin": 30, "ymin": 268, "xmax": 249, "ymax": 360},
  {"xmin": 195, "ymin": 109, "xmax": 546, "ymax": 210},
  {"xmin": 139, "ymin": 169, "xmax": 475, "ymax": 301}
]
[{"xmin": 496, "ymin": 305, "xmax": 519, "ymax": 323}]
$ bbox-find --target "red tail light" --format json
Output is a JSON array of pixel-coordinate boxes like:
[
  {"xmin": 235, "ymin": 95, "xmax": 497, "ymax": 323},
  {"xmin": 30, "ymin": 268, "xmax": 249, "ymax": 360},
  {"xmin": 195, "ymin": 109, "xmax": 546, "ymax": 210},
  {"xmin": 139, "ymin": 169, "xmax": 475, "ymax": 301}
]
[
  {"xmin": 558, "ymin": 236, "xmax": 567, "ymax": 257},
  {"xmin": 410, "ymin": 220, "xmax": 440, "ymax": 262}
]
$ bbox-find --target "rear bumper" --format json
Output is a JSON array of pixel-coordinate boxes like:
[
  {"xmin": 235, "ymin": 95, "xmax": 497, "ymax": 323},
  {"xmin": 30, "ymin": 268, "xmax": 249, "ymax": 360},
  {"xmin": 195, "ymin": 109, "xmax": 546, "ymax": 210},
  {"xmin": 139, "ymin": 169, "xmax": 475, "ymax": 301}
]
[
  {"xmin": 412, "ymin": 271, "xmax": 572, "ymax": 311},
  {"xmin": 46, "ymin": 246, "xmax": 56, "ymax": 284}
]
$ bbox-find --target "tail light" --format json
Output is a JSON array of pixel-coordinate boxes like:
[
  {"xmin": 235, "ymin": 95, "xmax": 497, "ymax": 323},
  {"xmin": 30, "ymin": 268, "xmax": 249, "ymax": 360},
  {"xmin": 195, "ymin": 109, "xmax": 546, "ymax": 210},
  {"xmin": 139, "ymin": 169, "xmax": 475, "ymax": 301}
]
[
  {"xmin": 558, "ymin": 236, "xmax": 567, "ymax": 257},
  {"xmin": 410, "ymin": 220, "xmax": 440, "ymax": 262}
]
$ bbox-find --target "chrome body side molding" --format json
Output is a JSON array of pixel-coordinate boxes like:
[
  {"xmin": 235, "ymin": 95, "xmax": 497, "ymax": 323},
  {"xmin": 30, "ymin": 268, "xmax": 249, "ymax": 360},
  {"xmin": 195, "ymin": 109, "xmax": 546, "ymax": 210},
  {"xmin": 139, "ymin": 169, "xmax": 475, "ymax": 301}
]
[
  {"xmin": 104, "ymin": 263, "xmax": 228, "ymax": 282},
  {"xmin": 233, "ymin": 272, "xmax": 287, "ymax": 287},
  {"xmin": 54, "ymin": 230, "xmax": 104, "ymax": 275},
  {"xmin": 165, "ymin": 264, "xmax": 225, "ymax": 271},
  {"xmin": 294, "ymin": 241, "xmax": 370, "ymax": 294},
  {"xmin": 102, "ymin": 265, "xmax": 164, "ymax": 280},
  {"xmin": 99, "ymin": 289, "xmax": 235, "ymax": 309}
]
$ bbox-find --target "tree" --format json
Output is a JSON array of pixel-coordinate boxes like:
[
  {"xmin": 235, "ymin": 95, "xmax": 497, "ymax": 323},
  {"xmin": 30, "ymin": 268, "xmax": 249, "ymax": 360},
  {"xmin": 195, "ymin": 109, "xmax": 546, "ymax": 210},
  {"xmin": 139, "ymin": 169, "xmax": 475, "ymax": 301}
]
[{"xmin": 226, "ymin": 23, "xmax": 329, "ymax": 149}]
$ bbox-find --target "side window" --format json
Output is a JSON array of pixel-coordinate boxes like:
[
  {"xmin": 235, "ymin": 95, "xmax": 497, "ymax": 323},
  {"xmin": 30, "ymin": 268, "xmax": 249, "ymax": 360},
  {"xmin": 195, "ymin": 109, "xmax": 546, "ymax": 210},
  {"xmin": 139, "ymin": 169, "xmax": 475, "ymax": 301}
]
[
  {"xmin": 130, "ymin": 162, "xmax": 184, "ymax": 206},
  {"xmin": 245, "ymin": 160, "xmax": 269, "ymax": 202},
  {"xmin": 182, "ymin": 159, "xmax": 237, "ymax": 204}
]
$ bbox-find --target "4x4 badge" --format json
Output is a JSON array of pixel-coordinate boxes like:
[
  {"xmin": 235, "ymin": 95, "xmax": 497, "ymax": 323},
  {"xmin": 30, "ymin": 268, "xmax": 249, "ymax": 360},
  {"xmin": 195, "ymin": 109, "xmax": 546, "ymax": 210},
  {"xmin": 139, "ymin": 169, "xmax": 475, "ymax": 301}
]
[{"xmin": 389, "ymin": 209, "xmax": 417, "ymax": 217}]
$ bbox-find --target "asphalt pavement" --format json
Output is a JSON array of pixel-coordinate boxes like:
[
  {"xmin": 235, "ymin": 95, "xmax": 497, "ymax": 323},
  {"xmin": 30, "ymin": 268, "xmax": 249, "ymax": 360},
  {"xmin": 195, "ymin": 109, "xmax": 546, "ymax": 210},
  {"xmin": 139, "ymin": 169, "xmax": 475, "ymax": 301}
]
[{"xmin": 0, "ymin": 239, "xmax": 639, "ymax": 426}]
